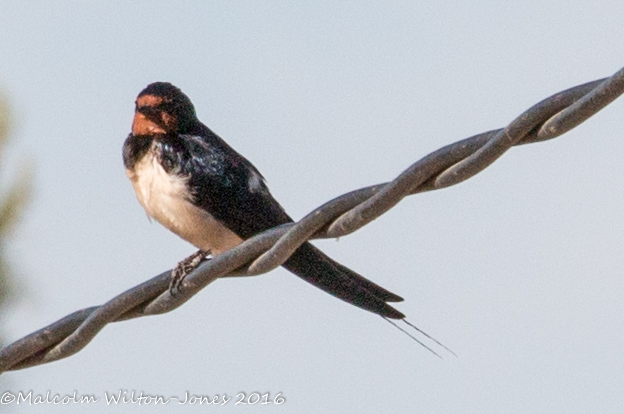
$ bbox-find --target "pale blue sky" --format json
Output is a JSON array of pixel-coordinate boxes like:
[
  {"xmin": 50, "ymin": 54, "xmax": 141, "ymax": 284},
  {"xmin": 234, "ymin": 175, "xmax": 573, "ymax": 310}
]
[{"xmin": 1, "ymin": 1, "xmax": 624, "ymax": 412}]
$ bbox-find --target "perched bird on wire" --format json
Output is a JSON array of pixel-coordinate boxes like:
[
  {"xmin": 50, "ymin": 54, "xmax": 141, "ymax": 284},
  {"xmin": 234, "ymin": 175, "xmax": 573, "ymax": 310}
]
[
  {"xmin": 123, "ymin": 82, "xmax": 404, "ymax": 318},
  {"xmin": 122, "ymin": 83, "xmax": 453, "ymax": 356}
]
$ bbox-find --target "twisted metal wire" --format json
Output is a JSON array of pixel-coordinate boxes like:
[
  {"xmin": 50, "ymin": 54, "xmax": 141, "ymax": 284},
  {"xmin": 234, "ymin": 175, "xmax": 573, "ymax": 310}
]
[{"xmin": 1, "ymin": 66, "xmax": 623, "ymax": 374}]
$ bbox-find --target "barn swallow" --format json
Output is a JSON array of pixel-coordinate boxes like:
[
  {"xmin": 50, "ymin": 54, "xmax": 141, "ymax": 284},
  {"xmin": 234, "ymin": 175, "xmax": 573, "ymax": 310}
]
[{"xmin": 122, "ymin": 82, "xmax": 406, "ymax": 319}]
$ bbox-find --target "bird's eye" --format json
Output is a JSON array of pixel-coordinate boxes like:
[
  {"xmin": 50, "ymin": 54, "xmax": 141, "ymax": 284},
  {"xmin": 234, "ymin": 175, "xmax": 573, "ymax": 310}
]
[{"xmin": 159, "ymin": 101, "xmax": 176, "ymax": 113}]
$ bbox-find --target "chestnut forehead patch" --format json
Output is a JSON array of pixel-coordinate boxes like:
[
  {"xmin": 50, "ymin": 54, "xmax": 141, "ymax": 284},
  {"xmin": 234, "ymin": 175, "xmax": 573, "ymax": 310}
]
[{"xmin": 136, "ymin": 94, "xmax": 164, "ymax": 109}]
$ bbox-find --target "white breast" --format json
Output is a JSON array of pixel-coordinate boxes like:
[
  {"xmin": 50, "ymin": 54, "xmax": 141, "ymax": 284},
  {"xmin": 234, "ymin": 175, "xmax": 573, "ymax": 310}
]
[{"xmin": 126, "ymin": 150, "xmax": 243, "ymax": 255}]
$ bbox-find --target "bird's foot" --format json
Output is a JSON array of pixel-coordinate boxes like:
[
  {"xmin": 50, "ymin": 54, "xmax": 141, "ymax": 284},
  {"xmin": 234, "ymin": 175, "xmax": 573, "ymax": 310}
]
[{"xmin": 170, "ymin": 250, "xmax": 210, "ymax": 295}]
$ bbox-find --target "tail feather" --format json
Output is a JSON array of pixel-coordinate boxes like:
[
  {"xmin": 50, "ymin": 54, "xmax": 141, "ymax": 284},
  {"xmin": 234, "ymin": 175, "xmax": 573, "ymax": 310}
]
[
  {"xmin": 329, "ymin": 259, "xmax": 404, "ymax": 302},
  {"xmin": 282, "ymin": 242, "xmax": 405, "ymax": 319}
]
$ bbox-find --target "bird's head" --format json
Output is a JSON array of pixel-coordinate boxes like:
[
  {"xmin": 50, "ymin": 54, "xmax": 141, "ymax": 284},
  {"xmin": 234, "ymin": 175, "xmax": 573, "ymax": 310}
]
[{"xmin": 132, "ymin": 82, "xmax": 199, "ymax": 136}]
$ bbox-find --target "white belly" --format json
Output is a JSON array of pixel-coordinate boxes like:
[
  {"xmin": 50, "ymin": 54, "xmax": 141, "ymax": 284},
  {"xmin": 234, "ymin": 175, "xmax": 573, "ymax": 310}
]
[{"xmin": 126, "ymin": 151, "xmax": 243, "ymax": 254}]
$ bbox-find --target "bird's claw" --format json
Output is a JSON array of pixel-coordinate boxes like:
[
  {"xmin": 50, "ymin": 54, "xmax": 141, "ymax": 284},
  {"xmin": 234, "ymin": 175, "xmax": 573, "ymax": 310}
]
[{"xmin": 169, "ymin": 250, "xmax": 210, "ymax": 295}]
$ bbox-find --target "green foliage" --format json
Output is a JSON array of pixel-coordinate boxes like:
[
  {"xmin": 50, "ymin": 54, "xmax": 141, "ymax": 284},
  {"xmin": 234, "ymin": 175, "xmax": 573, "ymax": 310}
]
[{"xmin": 0, "ymin": 92, "xmax": 33, "ymax": 346}]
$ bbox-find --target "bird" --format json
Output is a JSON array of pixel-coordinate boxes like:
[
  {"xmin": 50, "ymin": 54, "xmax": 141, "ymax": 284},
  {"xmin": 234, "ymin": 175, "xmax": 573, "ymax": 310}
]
[{"xmin": 122, "ymin": 82, "xmax": 406, "ymax": 320}]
